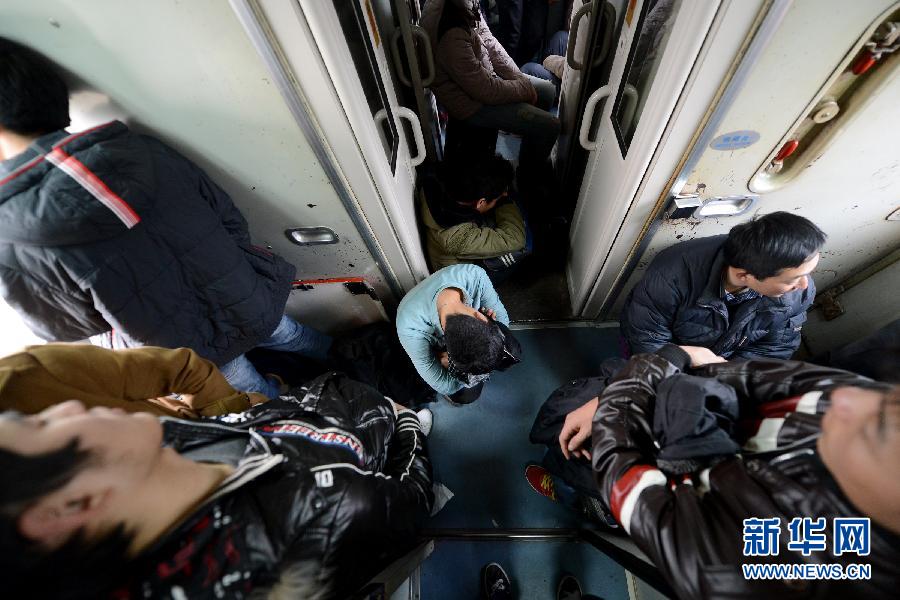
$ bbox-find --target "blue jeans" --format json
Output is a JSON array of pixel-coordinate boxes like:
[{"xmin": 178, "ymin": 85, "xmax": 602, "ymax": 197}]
[
  {"xmin": 220, "ymin": 314, "xmax": 332, "ymax": 399},
  {"xmin": 465, "ymin": 74, "xmax": 559, "ymax": 167},
  {"xmin": 520, "ymin": 30, "xmax": 568, "ymax": 96}
]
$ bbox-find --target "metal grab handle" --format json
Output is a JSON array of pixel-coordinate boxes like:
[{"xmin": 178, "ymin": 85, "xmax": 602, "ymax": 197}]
[
  {"xmin": 390, "ymin": 29, "xmax": 412, "ymax": 86},
  {"xmin": 396, "ymin": 106, "xmax": 427, "ymax": 166},
  {"xmin": 579, "ymin": 85, "xmax": 611, "ymax": 151},
  {"xmin": 566, "ymin": 0, "xmax": 596, "ymax": 70},
  {"xmin": 592, "ymin": 2, "xmax": 615, "ymax": 68},
  {"xmin": 413, "ymin": 26, "xmax": 435, "ymax": 87}
]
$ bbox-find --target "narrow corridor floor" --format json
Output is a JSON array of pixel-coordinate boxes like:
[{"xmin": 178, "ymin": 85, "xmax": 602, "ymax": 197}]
[{"xmin": 421, "ymin": 324, "xmax": 628, "ymax": 600}]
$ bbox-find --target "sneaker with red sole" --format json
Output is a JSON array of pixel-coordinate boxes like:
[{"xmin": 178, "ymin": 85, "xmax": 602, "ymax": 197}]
[{"xmin": 524, "ymin": 463, "xmax": 558, "ymax": 502}]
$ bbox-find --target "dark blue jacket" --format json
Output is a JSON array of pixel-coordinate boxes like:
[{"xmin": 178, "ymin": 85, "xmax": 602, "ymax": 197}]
[
  {"xmin": 620, "ymin": 235, "xmax": 814, "ymax": 359},
  {"xmin": 0, "ymin": 121, "xmax": 294, "ymax": 365}
]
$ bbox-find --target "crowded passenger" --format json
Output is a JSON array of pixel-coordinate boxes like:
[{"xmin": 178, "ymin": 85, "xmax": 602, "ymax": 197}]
[
  {"xmin": 540, "ymin": 345, "xmax": 900, "ymax": 599},
  {"xmin": 0, "ymin": 372, "xmax": 433, "ymax": 599},
  {"xmin": 422, "ymin": 0, "xmax": 560, "ymax": 173},
  {"xmin": 396, "ymin": 263, "xmax": 521, "ymax": 404},
  {"xmin": 421, "ymin": 155, "xmax": 528, "ymax": 279},
  {"xmin": 520, "ymin": 30, "xmax": 568, "ymax": 97},
  {"xmin": 0, "ymin": 37, "xmax": 328, "ymax": 401},
  {"xmin": 0, "ymin": 344, "xmax": 268, "ymax": 418},
  {"xmin": 492, "ymin": 0, "xmax": 551, "ymax": 65},
  {"xmin": 620, "ymin": 211, "xmax": 826, "ymax": 359}
]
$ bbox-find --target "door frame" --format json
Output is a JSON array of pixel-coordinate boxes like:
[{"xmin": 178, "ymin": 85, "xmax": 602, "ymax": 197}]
[
  {"xmin": 230, "ymin": 0, "xmax": 430, "ymax": 300},
  {"xmin": 567, "ymin": 0, "xmax": 724, "ymax": 314},
  {"xmin": 575, "ymin": 0, "xmax": 789, "ymax": 318}
]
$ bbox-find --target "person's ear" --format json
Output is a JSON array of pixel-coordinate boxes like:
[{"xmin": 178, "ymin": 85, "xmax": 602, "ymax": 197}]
[
  {"xmin": 18, "ymin": 488, "xmax": 110, "ymax": 546},
  {"xmin": 475, "ymin": 198, "xmax": 487, "ymax": 211},
  {"xmin": 732, "ymin": 268, "xmax": 753, "ymax": 285}
]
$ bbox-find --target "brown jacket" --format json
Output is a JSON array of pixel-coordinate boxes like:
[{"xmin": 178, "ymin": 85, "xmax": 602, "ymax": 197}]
[
  {"xmin": 423, "ymin": 0, "xmax": 533, "ymax": 118},
  {"xmin": 0, "ymin": 344, "xmax": 266, "ymax": 418}
]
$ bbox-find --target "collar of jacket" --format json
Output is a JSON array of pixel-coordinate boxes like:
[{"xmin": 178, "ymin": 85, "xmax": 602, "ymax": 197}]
[
  {"xmin": 133, "ymin": 429, "xmax": 285, "ymax": 561},
  {"xmin": 0, "ymin": 129, "xmax": 68, "ymax": 177},
  {"xmin": 696, "ymin": 247, "xmax": 789, "ymax": 315},
  {"xmin": 0, "ymin": 120, "xmax": 128, "ymax": 195}
]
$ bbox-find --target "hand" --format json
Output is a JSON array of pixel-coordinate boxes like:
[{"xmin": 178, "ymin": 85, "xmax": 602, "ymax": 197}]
[
  {"xmin": 678, "ymin": 345, "xmax": 727, "ymax": 367},
  {"xmin": 437, "ymin": 350, "xmax": 450, "ymax": 369},
  {"xmin": 248, "ymin": 393, "xmax": 269, "ymax": 407},
  {"xmin": 559, "ymin": 397, "xmax": 599, "ymax": 460},
  {"xmin": 480, "ymin": 307, "xmax": 497, "ymax": 320}
]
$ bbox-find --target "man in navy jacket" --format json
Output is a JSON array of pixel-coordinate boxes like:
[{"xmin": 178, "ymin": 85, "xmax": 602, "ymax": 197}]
[
  {"xmin": 0, "ymin": 37, "xmax": 329, "ymax": 398},
  {"xmin": 620, "ymin": 212, "xmax": 826, "ymax": 360}
]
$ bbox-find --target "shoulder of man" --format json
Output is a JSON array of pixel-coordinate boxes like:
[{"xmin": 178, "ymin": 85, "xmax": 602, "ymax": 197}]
[{"xmin": 652, "ymin": 235, "xmax": 727, "ymax": 269}]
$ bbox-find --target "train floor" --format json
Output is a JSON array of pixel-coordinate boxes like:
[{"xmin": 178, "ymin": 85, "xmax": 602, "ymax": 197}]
[{"xmin": 412, "ymin": 323, "xmax": 630, "ymax": 600}]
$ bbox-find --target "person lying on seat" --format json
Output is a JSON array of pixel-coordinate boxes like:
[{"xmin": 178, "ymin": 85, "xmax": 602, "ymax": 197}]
[
  {"xmin": 555, "ymin": 345, "xmax": 900, "ymax": 599},
  {"xmin": 620, "ymin": 212, "xmax": 826, "ymax": 360},
  {"xmin": 0, "ymin": 343, "xmax": 269, "ymax": 418},
  {"xmin": 0, "ymin": 37, "xmax": 329, "ymax": 401},
  {"xmin": 0, "ymin": 372, "xmax": 433, "ymax": 599},
  {"xmin": 422, "ymin": 0, "xmax": 560, "ymax": 172},
  {"xmin": 421, "ymin": 155, "xmax": 528, "ymax": 280},
  {"xmin": 396, "ymin": 264, "xmax": 521, "ymax": 405}
]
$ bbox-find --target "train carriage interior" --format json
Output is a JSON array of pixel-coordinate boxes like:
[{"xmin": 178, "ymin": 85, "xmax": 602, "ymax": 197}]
[{"xmin": 0, "ymin": 0, "xmax": 898, "ymax": 598}]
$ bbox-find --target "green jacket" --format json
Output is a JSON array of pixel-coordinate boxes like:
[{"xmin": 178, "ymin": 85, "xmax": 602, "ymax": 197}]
[{"xmin": 420, "ymin": 190, "xmax": 526, "ymax": 270}]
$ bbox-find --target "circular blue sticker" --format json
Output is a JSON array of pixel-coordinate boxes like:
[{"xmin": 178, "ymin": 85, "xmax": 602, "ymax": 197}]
[{"xmin": 709, "ymin": 130, "xmax": 760, "ymax": 151}]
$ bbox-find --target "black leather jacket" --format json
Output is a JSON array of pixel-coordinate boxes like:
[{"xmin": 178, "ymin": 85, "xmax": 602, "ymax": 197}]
[
  {"xmin": 592, "ymin": 346, "xmax": 899, "ymax": 599},
  {"xmin": 114, "ymin": 372, "xmax": 433, "ymax": 599}
]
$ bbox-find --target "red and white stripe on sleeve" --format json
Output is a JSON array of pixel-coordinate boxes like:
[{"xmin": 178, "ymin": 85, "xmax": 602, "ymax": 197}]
[{"xmin": 609, "ymin": 465, "xmax": 667, "ymax": 534}]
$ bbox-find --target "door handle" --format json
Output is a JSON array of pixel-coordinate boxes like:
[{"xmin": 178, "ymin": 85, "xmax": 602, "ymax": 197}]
[
  {"xmin": 390, "ymin": 27, "xmax": 436, "ymax": 88},
  {"xmin": 390, "ymin": 29, "xmax": 412, "ymax": 87},
  {"xmin": 284, "ymin": 226, "xmax": 339, "ymax": 246},
  {"xmin": 579, "ymin": 85, "xmax": 611, "ymax": 151},
  {"xmin": 566, "ymin": 0, "xmax": 597, "ymax": 71},
  {"xmin": 396, "ymin": 107, "xmax": 426, "ymax": 166},
  {"xmin": 592, "ymin": 2, "xmax": 615, "ymax": 68},
  {"xmin": 619, "ymin": 84, "xmax": 639, "ymax": 134},
  {"xmin": 413, "ymin": 26, "xmax": 435, "ymax": 87}
]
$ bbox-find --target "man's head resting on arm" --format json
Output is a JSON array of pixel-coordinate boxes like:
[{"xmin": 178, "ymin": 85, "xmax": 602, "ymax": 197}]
[
  {"xmin": 444, "ymin": 313, "xmax": 506, "ymax": 378},
  {"xmin": 0, "ymin": 36, "xmax": 70, "ymax": 159},
  {"xmin": 0, "ymin": 401, "xmax": 227, "ymax": 598},
  {"xmin": 441, "ymin": 154, "xmax": 514, "ymax": 214},
  {"xmin": 723, "ymin": 211, "xmax": 826, "ymax": 298},
  {"xmin": 819, "ymin": 384, "xmax": 900, "ymax": 534}
]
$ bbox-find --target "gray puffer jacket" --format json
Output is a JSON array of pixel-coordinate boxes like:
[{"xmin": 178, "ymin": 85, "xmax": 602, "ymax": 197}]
[
  {"xmin": 0, "ymin": 121, "xmax": 294, "ymax": 365},
  {"xmin": 620, "ymin": 235, "xmax": 815, "ymax": 360}
]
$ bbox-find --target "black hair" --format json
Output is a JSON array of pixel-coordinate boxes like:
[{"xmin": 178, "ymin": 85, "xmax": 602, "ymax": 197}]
[
  {"xmin": 0, "ymin": 37, "xmax": 70, "ymax": 136},
  {"xmin": 722, "ymin": 212, "xmax": 826, "ymax": 279},
  {"xmin": 444, "ymin": 314, "xmax": 505, "ymax": 375},
  {"xmin": 438, "ymin": 0, "xmax": 480, "ymax": 41},
  {"xmin": 441, "ymin": 155, "xmax": 515, "ymax": 206},
  {"xmin": 0, "ymin": 436, "xmax": 132, "ymax": 599}
]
